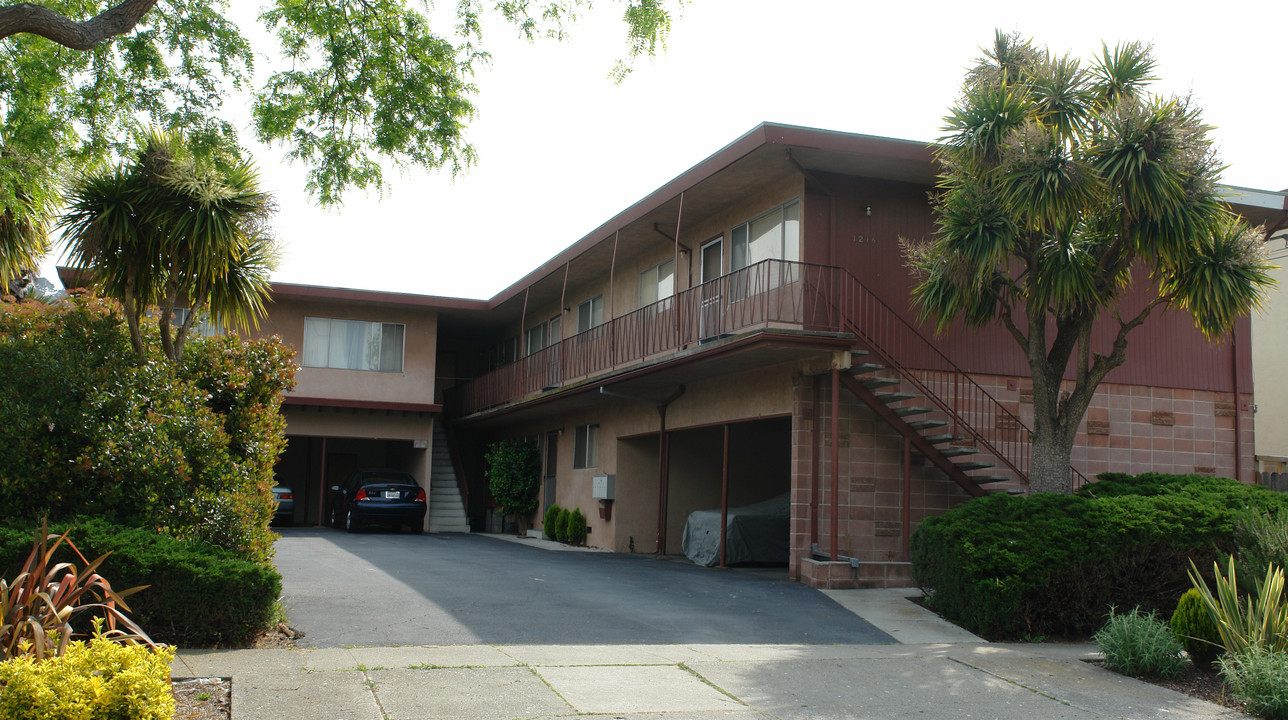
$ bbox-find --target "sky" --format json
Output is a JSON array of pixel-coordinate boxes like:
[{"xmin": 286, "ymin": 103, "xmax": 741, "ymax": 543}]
[{"xmin": 45, "ymin": 0, "xmax": 1288, "ymax": 299}]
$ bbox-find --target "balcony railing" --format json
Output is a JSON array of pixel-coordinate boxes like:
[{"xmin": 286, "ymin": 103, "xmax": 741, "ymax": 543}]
[
  {"xmin": 447, "ymin": 260, "xmax": 846, "ymax": 416},
  {"xmin": 445, "ymin": 258, "xmax": 1088, "ymax": 489}
]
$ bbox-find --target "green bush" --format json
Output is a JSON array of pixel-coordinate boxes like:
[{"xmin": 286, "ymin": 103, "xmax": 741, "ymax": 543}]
[
  {"xmin": 554, "ymin": 508, "xmax": 571, "ymax": 544},
  {"xmin": 1171, "ymin": 588, "xmax": 1222, "ymax": 668},
  {"xmin": 0, "ymin": 633, "xmax": 175, "ymax": 719},
  {"xmin": 543, "ymin": 504, "xmax": 561, "ymax": 540},
  {"xmin": 566, "ymin": 508, "xmax": 587, "ymax": 546},
  {"xmin": 0, "ymin": 299, "xmax": 296, "ymax": 564},
  {"xmin": 0, "ymin": 519, "xmax": 281, "ymax": 647},
  {"xmin": 1236, "ymin": 510, "xmax": 1288, "ymax": 584},
  {"xmin": 1220, "ymin": 647, "xmax": 1288, "ymax": 718},
  {"xmin": 484, "ymin": 440, "xmax": 541, "ymax": 524},
  {"xmin": 1094, "ymin": 607, "xmax": 1187, "ymax": 679},
  {"xmin": 911, "ymin": 473, "xmax": 1288, "ymax": 639}
]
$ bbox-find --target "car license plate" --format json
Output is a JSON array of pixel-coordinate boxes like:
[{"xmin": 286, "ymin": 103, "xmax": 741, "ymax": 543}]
[{"xmin": 384, "ymin": 490, "xmax": 400, "ymax": 500}]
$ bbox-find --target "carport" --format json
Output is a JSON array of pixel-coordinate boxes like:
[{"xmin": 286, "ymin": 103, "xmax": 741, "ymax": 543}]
[
  {"xmin": 272, "ymin": 400, "xmax": 436, "ymax": 526},
  {"xmin": 616, "ymin": 416, "xmax": 791, "ymax": 564}
]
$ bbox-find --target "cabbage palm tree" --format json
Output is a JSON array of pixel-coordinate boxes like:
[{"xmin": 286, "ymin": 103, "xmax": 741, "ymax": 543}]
[
  {"xmin": 906, "ymin": 32, "xmax": 1276, "ymax": 494},
  {"xmin": 60, "ymin": 130, "xmax": 277, "ymax": 361}
]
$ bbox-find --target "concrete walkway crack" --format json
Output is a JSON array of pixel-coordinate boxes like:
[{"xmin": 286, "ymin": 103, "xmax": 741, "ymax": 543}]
[{"xmin": 361, "ymin": 668, "xmax": 392, "ymax": 720}]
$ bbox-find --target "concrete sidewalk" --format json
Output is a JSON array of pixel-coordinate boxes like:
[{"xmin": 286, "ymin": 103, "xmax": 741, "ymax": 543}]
[{"xmin": 173, "ymin": 589, "xmax": 1250, "ymax": 720}]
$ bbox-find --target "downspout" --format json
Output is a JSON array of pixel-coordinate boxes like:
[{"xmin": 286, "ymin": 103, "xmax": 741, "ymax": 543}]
[
  {"xmin": 598, "ymin": 385, "xmax": 686, "ymax": 555},
  {"xmin": 830, "ymin": 368, "xmax": 840, "ymax": 561}
]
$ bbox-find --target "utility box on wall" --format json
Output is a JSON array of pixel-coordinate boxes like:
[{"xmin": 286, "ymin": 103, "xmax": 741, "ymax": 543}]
[{"xmin": 592, "ymin": 474, "xmax": 615, "ymax": 500}]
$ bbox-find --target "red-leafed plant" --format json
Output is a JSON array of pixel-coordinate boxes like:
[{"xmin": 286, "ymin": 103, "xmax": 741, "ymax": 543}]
[{"xmin": 0, "ymin": 522, "xmax": 154, "ymax": 660}]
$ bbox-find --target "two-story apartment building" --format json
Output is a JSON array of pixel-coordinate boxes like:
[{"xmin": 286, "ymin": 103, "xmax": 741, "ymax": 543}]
[{"xmin": 151, "ymin": 123, "xmax": 1288, "ymax": 589}]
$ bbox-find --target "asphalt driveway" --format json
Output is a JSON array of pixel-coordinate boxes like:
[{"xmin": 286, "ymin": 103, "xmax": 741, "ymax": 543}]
[{"xmin": 273, "ymin": 528, "xmax": 895, "ymax": 647}]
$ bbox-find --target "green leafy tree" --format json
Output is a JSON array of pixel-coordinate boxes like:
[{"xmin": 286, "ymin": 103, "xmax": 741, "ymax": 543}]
[
  {"xmin": 0, "ymin": 0, "xmax": 677, "ymax": 227},
  {"xmin": 484, "ymin": 439, "xmax": 541, "ymax": 533},
  {"xmin": 905, "ymin": 32, "xmax": 1276, "ymax": 494},
  {"xmin": 59, "ymin": 129, "xmax": 277, "ymax": 362}
]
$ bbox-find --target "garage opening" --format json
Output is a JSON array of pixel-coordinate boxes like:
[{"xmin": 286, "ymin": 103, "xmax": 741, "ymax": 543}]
[
  {"xmin": 616, "ymin": 416, "xmax": 791, "ymax": 566},
  {"xmin": 275, "ymin": 436, "xmax": 428, "ymax": 526}
]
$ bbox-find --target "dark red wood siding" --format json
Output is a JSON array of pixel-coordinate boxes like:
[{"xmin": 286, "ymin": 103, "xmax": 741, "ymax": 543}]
[{"xmin": 802, "ymin": 171, "xmax": 1248, "ymax": 393}]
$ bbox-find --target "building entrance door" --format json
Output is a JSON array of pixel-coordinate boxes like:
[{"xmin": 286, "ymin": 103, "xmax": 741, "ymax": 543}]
[{"xmin": 699, "ymin": 237, "xmax": 723, "ymax": 340}]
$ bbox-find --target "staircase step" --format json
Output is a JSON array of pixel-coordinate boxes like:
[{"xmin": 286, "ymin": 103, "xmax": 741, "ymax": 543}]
[
  {"xmin": 922, "ymin": 433, "xmax": 962, "ymax": 444},
  {"xmin": 849, "ymin": 349, "xmax": 869, "ymax": 361},
  {"xmin": 872, "ymin": 392, "xmax": 918, "ymax": 404},
  {"xmin": 986, "ymin": 488, "xmax": 1025, "ymax": 496},
  {"xmin": 953, "ymin": 461, "xmax": 996, "ymax": 472},
  {"xmin": 893, "ymin": 406, "xmax": 934, "ymax": 418},
  {"xmin": 906, "ymin": 419, "xmax": 948, "ymax": 431},
  {"xmin": 970, "ymin": 475, "xmax": 1012, "ymax": 485},
  {"xmin": 932, "ymin": 446, "xmax": 978, "ymax": 458},
  {"xmin": 862, "ymin": 377, "xmax": 900, "ymax": 390},
  {"xmin": 850, "ymin": 362, "xmax": 885, "ymax": 375}
]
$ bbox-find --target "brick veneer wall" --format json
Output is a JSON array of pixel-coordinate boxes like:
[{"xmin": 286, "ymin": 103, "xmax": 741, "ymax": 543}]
[{"xmin": 788, "ymin": 371, "xmax": 1255, "ymax": 588}]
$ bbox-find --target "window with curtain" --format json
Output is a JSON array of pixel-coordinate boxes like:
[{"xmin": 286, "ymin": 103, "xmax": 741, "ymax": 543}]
[
  {"xmin": 730, "ymin": 200, "xmax": 800, "ymax": 270},
  {"xmin": 303, "ymin": 318, "xmax": 405, "ymax": 372},
  {"xmin": 577, "ymin": 295, "xmax": 604, "ymax": 333},
  {"xmin": 638, "ymin": 258, "xmax": 675, "ymax": 307},
  {"xmin": 573, "ymin": 423, "xmax": 600, "ymax": 468}
]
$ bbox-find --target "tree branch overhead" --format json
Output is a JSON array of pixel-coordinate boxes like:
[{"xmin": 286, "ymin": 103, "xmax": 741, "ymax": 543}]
[{"xmin": 0, "ymin": 0, "xmax": 159, "ymax": 50}]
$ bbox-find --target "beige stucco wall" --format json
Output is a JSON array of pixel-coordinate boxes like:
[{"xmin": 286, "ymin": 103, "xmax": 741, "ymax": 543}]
[
  {"xmin": 500, "ymin": 361, "xmax": 800, "ymax": 552},
  {"xmin": 512, "ymin": 175, "xmax": 804, "ymax": 349},
  {"xmin": 250, "ymin": 295, "xmax": 439, "ymax": 407},
  {"xmin": 1253, "ymin": 258, "xmax": 1288, "ymax": 465}
]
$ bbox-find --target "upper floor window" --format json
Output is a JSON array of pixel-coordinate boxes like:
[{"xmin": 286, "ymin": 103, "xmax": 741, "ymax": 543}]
[
  {"xmin": 486, "ymin": 336, "xmax": 518, "ymax": 371},
  {"xmin": 303, "ymin": 317, "xmax": 405, "ymax": 373},
  {"xmin": 577, "ymin": 295, "xmax": 604, "ymax": 333},
  {"xmin": 525, "ymin": 322, "xmax": 546, "ymax": 356},
  {"xmin": 639, "ymin": 259, "xmax": 675, "ymax": 307},
  {"xmin": 731, "ymin": 200, "xmax": 800, "ymax": 271}
]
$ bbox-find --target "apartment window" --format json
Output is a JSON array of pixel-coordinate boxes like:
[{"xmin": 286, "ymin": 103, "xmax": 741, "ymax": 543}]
[
  {"xmin": 638, "ymin": 259, "xmax": 675, "ymax": 307},
  {"xmin": 573, "ymin": 423, "xmax": 600, "ymax": 469},
  {"xmin": 577, "ymin": 295, "xmax": 604, "ymax": 333},
  {"xmin": 486, "ymin": 336, "xmax": 518, "ymax": 370},
  {"xmin": 731, "ymin": 200, "xmax": 800, "ymax": 270},
  {"xmin": 524, "ymin": 322, "xmax": 546, "ymax": 356},
  {"xmin": 303, "ymin": 317, "xmax": 405, "ymax": 372}
]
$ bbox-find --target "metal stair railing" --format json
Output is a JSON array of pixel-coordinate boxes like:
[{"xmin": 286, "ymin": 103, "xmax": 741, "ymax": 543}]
[{"xmin": 836, "ymin": 270, "xmax": 1090, "ymax": 489}]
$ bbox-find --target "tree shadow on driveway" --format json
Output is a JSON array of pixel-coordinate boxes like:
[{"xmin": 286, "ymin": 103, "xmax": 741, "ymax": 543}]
[{"xmin": 273, "ymin": 528, "xmax": 895, "ymax": 648}]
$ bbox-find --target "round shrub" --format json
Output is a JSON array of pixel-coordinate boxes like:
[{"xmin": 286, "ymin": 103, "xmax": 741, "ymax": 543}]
[
  {"xmin": 1094, "ymin": 607, "xmax": 1187, "ymax": 679},
  {"xmin": 911, "ymin": 474, "xmax": 1288, "ymax": 639},
  {"xmin": 554, "ymin": 508, "xmax": 571, "ymax": 544},
  {"xmin": 543, "ymin": 504, "xmax": 562, "ymax": 540},
  {"xmin": 1171, "ymin": 588, "xmax": 1222, "ymax": 668},
  {"xmin": 566, "ymin": 508, "xmax": 587, "ymax": 546}
]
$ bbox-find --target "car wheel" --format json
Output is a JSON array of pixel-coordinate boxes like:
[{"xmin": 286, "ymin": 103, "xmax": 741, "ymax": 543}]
[
  {"xmin": 345, "ymin": 509, "xmax": 361, "ymax": 533},
  {"xmin": 406, "ymin": 523, "xmax": 423, "ymax": 535}
]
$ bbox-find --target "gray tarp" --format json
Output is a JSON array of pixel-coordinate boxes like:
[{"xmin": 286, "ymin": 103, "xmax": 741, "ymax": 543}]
[{"xmin": 681, "ymin": 492, "xmax": 790, "ymax": 567}]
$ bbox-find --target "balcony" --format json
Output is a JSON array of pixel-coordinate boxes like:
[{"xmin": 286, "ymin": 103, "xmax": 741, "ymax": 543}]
[{"xmin": 446, "ymin": 260, "xmax": 849, "ymax": 417}]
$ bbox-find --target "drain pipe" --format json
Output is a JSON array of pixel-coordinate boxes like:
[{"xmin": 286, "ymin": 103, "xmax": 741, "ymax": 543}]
[{"xmin": 599, "ymin": 385, "xmax": 686, "ymax": 554}]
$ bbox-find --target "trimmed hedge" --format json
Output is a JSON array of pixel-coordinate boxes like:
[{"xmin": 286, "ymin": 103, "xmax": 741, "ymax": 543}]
[
  {"xmin": 911, "ymin": 474, "xmax": 1288, "ymax": 640},
  {"xmin": 0, "ymin": 519, "xmax": 280, "ymax": 647}
]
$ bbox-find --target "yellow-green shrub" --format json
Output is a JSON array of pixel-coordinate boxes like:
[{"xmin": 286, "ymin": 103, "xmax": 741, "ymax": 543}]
[{"xmin": 0, "ymin": 634, "xmax": 175, "ymax": 719}]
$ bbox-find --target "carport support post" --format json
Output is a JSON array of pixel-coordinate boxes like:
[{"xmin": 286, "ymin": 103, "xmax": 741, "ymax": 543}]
[
  {"xmin": 655, "ymin": 404, "xmax": 669, "ymax": 555},
  {"xmin": 719, "ymin": 423, "xmax": 729, "ymax": 568},
  {"xmin": 317, "ymin": 437, "xmax": 328, "ymax": 526}
]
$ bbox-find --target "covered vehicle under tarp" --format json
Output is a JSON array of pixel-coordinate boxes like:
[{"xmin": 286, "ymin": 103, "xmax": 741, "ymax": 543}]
[{"xmin": 681, "ymin": 492, "xmax": 790, "ymax": 567}]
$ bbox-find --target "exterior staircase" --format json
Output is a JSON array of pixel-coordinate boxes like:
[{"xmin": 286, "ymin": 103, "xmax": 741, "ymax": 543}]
[
  {"xmin": 427, "ymin": 421, "xmax": 471, "ymax": 533},
  {"xmin": 831, "ymin": 272, "xmax": 1089, "ymax": 495}
]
